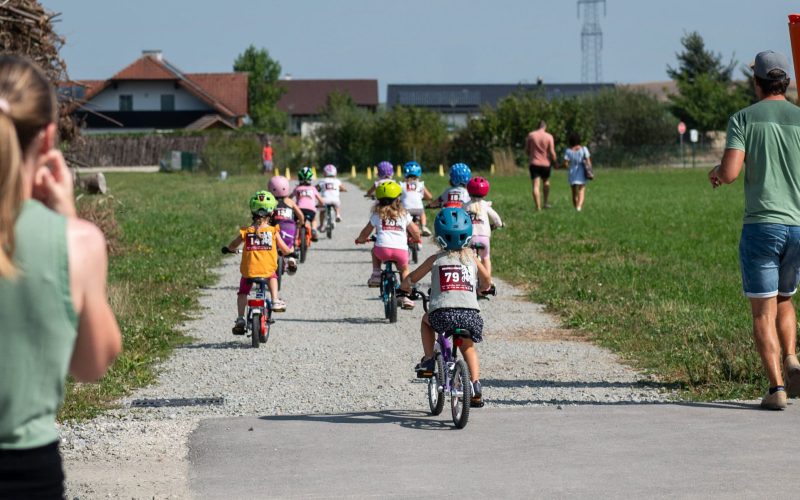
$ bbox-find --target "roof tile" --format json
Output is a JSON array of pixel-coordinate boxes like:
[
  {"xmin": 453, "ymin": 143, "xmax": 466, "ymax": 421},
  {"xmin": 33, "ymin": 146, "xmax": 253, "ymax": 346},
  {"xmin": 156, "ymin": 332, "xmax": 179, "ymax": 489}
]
[{"xmin": 276, "ymin": 80, "xmax": 378, "ymax": 115}]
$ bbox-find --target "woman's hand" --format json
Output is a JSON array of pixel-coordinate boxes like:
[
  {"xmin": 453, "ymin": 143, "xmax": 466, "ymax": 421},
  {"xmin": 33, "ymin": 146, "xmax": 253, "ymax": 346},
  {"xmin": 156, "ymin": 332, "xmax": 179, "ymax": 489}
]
[{"xmin": 32, "ymin": 149, "xmax": 76, "ymax": 217}]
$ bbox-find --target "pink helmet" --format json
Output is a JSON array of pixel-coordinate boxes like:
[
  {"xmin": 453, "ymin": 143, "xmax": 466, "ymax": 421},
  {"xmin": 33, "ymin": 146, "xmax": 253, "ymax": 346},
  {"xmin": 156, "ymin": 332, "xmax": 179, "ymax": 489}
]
[
  {"xmin": 377, "ymin": 161, "xmax": 394, "ymax": 179},
  {"xmin": 268, "ymin": 175, "xmax": 291, "ymax": 197},
  {"xmin": 323, "ymin": 164, "xmax": 337, "ymax": 176},
  {"xmin": 467, "ymin": 176, "xmax": 490, "ymax": 197}
]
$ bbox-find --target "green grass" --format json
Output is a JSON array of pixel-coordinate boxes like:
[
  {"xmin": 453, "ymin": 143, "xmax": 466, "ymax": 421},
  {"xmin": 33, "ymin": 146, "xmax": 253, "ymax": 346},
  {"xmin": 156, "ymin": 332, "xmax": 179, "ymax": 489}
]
[
  {"xmin": 61, "ymin": 172, "xmax": 263, "ymax": 420},
  {"xmin": 353, "ymin": 167, "xmax": 770, "ymax": 399}
]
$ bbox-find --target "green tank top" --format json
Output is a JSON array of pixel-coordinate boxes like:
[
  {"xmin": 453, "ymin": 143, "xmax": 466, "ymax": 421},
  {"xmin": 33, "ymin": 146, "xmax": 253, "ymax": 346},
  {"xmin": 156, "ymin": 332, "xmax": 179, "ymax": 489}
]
[{"xmin": 0, "ymin": 200, "xmax": 77, "ymax": 449}]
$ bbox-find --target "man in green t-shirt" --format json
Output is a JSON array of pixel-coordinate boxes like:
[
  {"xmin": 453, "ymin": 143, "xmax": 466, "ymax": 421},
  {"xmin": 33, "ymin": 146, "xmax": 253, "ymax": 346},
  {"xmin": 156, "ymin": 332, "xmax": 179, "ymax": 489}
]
[{"xmin": 709, "ymin": 50, "xmax": 800, "ymax": 410}]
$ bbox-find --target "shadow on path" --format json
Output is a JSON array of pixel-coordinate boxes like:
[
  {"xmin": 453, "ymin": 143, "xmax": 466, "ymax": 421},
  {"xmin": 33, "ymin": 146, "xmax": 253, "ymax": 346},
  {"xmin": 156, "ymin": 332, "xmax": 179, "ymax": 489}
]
[
  {"xmin": 259, "ymin": 410, "xmax": 453, "ymax": 431},
  {"xmin": 279, "ymin": 317, "xmax": 387, "ymax": 325},
  {"xmin": 481, "ymin": 378, "xmax": 681, "ymax": 391},
  {"xmin": 178, "ymin": 341, "xmax": 250, "ymax": 350},
  {"xmin": 485, "ymin": 399, "xmax": 760, "ymax": 411}
]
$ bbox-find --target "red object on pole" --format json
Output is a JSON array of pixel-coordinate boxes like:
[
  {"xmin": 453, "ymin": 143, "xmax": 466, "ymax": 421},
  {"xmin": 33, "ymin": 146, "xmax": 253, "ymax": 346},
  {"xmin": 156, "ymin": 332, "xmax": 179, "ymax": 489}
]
[
  {"xmin": 789, "ymin": 15, "xmax": 800, "ymax": 102},
  {"xmin": 677, "ymin": 122, "xmax": 686, "ymax": 135}
]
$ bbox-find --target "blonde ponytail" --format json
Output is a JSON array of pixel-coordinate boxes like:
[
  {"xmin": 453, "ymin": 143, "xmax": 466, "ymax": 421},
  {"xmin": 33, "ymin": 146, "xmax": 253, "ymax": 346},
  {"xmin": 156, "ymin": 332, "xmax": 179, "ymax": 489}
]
[{"xmin": 0, "ymin": 56, "xmax": 58, "ymax": 278}]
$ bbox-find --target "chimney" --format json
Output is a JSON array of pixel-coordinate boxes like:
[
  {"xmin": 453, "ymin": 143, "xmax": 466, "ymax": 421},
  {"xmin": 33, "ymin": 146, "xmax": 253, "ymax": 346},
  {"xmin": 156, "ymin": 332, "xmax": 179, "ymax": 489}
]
[{"xmin": 142, "ymin": 50, "xmax": 163, "ymax": 61}]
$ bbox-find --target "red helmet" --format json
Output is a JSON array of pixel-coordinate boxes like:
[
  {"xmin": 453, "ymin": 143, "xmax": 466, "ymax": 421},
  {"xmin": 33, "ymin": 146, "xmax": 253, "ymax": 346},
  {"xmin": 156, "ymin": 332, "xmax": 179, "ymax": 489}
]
[{"xmin": 467, "ymin": 176, "xmax": 490, "ymax": 197}]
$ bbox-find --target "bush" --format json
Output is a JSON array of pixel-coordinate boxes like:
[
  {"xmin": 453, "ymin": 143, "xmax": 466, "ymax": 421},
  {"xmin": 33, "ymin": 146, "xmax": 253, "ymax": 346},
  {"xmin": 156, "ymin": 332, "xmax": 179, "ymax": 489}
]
[{"xmin": 201, "ymin": 132, "xmax": 262, "ymax": 175}]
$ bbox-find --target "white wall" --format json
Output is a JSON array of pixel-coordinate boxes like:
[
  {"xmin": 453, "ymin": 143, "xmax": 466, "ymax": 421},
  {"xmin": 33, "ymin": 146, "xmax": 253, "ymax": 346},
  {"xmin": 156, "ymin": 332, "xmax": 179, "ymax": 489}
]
[{"xmin": 88, "ymin": 81, "xmax": 211, "ymax": 112}]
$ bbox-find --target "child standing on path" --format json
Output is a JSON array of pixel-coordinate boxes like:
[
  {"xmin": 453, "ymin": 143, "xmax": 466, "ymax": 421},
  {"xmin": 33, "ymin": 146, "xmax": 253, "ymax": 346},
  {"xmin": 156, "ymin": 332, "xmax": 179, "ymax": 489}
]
[
  {"xmin": 400, "ymin": 161, "xmax": 432, "ymax": 236},
  {"xmin": 317, "ymin": 164, "xmax": 346, "ymax": 231},
  {"xmin": 355, "ymin": 181, "xmax": 420, "ymax": 309},
  {"xmin": 400, "ymin": 207, "xmax": 494, "ymax": 408},
  {"xmin": 562, "ymin": 132, "xmax": 592, "ymax": 212},
  {"xmin": 268, "ymin": 176, "xmax": 304, "ymax": 274},
  {"xmin": 224, "ymin": 191, "xmax": 291, "ymax": 334},
  {"xmin": 429, "ymin": 162, "xmax": 471, "ymax": 209},
  {"xmin": 464, "ymin": 176, "xmax": 503, "ymax": 278}
]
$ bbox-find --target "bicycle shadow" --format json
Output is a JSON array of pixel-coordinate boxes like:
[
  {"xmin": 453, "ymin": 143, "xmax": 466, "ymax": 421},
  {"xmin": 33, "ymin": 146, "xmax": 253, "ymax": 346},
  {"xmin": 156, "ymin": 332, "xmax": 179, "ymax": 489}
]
[
  {"xmin": 178, "ymin": 340, "xmax": 250, "ymax": 350},
  {"xmin": 259, "ymin": 410, "xmax": 454, "ymax": 431}
]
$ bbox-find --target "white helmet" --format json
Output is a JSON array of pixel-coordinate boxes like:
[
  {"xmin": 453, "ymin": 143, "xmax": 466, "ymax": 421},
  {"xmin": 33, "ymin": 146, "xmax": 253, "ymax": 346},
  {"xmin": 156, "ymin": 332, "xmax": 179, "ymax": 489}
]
[{"xmin": 323, "ymin": 164, "xmax": 337, "ymax": 176}]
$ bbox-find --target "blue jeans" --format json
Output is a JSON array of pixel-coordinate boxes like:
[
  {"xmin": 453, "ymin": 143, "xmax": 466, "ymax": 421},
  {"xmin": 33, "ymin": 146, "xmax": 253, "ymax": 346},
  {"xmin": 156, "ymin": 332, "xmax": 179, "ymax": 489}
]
[{"xmin": 739, "ymin": 223, "xmax": 800, "ymax": 298}]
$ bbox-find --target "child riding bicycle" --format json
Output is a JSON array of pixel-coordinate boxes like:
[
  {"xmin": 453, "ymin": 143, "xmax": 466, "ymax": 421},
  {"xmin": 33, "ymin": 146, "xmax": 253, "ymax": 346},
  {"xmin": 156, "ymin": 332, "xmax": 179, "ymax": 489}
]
[
  {"xmin": 268, "ymin": 175, "xmax": 305, "ymax": 274},
  {"xmin": 365, "ymin": 160, "xmax": 395, "ymax": 198},
  {"xmin": 400, "ymin": 161, "xmax": 433, "ymax": 236},
  {"xmin": 317, "ymin": 163, "xmax": 347, "ymax": 231},
  {"xmin": 464, "ymin": 176, "xmax": 503, "ymax": 278},
  {"xmin": 223, "ymin": 191, "xmax": 292, "ymax": 334},
  {"xmin": 399, "ymin": 207, "xmax": 493, "ymax": 408},
  {"xmin": 428, "ymin": 162, "xmax": 471, "ymax": 209},
  {"xmin": 293, "ymin": 166, "xmax": 325, "ymax": 242},
  {"xmin": 355, "ymin": 180, "xmax": 421, "ymax": 309}
]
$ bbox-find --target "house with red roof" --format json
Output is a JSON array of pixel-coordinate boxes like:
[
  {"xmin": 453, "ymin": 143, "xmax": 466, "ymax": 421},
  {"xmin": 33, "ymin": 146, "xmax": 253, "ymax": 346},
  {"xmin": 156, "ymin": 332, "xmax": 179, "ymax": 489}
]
[
  {"xmin": 276, "ymin": 79, "xmax": 378, "ymax": 136},
  {"xmin": 67, "ymin": 50, "xmax": 249, "ymax": 132}
]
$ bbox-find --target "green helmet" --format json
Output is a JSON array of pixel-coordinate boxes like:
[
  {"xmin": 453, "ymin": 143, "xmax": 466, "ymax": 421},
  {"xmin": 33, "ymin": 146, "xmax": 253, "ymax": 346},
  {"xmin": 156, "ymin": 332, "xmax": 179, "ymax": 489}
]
[
  {"xmin": 298, "ymin": 166, "xmax": 314, "ymax": 182},
  {"xmin": 249, "ymin": 190, "xmax": 277, "ymax": 216}
]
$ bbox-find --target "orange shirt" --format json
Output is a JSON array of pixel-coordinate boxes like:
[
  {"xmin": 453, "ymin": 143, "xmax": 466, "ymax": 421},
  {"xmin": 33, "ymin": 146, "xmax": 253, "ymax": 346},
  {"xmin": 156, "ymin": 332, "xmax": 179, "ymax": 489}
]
[
  {"xmin": 525, "ymin": 129, "xmax": 554, "ymax": 166},
  {"xmin": 239, "ymin": 224, "xmax": 279, "ymax": 278},
  {"xmin": 262, "ymin": 146, "xmax": 273, "ymax": 162}
]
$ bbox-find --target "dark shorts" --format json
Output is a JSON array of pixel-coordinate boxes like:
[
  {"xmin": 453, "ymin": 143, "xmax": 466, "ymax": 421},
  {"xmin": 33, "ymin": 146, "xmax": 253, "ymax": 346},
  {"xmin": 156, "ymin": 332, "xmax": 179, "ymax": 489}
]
[
  {"xmin": 0, "ymin": 441, "xmax": 64, "ymax": 498},
  {"xmin": 428, "ymin": 308, "xmax": 484, "ymax": 343},
  {"xmin": 529, "ymin": 164, "xmax": 552, "ymax": 180},
  {"xmin": 301, "ymin": 209, "xmax": 316, "ymax": 224}
]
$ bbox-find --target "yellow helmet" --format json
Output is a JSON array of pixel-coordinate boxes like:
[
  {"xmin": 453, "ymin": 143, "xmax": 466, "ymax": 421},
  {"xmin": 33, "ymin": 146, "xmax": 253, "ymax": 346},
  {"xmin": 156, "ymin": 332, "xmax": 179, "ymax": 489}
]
[{"xmin": 375, "ymin": 180, "xmax": 402, "ymax": 204}]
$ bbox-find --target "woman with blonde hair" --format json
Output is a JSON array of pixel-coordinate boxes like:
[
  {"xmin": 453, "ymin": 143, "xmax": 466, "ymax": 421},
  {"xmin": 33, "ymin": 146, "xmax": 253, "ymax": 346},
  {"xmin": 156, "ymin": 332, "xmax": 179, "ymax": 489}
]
[{"xmin": 0, "ymin": 55, "xmax": 122, "ymax": 496}]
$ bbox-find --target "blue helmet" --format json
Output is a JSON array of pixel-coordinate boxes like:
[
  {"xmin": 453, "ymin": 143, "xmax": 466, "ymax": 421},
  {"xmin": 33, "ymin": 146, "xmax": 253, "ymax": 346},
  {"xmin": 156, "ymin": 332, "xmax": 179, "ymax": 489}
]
[
  {"xmin": 449, "ymin": 162, "xmax": 471, "ymax": 186},
  {"xmin": 403, "ymin": 161, "xmax": 422, "ymax": 178},
  {"xmin": 434, "ymin": 208, "xmax": 473, "ymax": 250}
]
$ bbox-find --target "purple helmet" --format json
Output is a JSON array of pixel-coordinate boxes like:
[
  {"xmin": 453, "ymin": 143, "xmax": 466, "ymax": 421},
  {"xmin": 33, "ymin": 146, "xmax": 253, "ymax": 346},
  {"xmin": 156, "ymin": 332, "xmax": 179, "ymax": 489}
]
[{"xmin": 377, "ymin": 161, "xmax": 394, "ymax": 179}]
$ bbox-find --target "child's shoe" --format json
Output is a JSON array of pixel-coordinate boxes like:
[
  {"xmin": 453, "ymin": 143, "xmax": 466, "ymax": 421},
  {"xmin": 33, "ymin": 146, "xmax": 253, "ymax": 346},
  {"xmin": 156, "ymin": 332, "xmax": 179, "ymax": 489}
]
[
  {"xmin": 286, "ymin": 257, "xmax": 298, "ymax": 275},
  {"xmin": 421, "ymin": 226, "xmax": 432, "ymax": 237},
  {"xmin": 367, "ymin": 270, "xmax": 382, "ymax": 287},
  {"xmin": 272, "ymin": 298, "xmax": 287, "ymax": 312},
  {"xmin": 311, "ymin": 229, "xmax": 319, "ymax": 242},
  {"xmin": 398, "ymin": 295, "xmax": 415, "ymax": 310},
  {"xmin": 415, "ymin": 357, "xmax": 435, "ymax": 378},
  {"xmin": 231, "ymin": 317, "xmax": 245, "ymax": 335},
  {"xmin": 471, "ymin": 380, "xmax": 485, "ymax": 408},
  {"xmin": 336, "ymin": 215, "xmax": 342, "ymax": 223}
]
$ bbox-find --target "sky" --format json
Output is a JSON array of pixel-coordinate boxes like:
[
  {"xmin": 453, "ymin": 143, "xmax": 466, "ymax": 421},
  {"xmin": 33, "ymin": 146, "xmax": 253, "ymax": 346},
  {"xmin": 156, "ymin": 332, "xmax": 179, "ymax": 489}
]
[{"xmin": 45, "ymin": 0, "xmax": 800, "ymax": 101}]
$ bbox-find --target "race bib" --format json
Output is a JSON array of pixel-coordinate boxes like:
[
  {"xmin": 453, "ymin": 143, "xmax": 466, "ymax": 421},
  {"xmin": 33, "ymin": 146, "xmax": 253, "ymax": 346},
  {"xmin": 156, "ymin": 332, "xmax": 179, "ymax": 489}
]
[
  {"xmin": 246, "ymin": 230, "xmax": 273, "ymax": 251},
  {"xmin": 438, "ymin": 264, "xmax": 474, "ymax": 292},
  {"xmin": 325, "ymin": 182, "xmax": 335, "ymax": 191},
  {"xmin": 381, "ymin": 219, "xmax": 403, "ymax": 232},
  {"xmin": 444, "ymin": 192, "xmax": 463, "ymax": 208},
  {"xmin": 274, "ymin": 207, "xmax": 293, "ymax": 220}
]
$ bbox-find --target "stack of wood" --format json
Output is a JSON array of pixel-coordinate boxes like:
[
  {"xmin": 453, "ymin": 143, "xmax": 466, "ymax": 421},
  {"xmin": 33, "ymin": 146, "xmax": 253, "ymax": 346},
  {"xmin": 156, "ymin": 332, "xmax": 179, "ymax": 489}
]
[{"xmin": 0, "ymin": 0, "xmax": 77, "ymax": 142}]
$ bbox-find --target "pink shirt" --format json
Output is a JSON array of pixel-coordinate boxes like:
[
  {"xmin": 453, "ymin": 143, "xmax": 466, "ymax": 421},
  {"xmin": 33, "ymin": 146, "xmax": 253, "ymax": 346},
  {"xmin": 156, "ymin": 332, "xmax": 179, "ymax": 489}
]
[
  {"xmin": 293, "ymin": 184, "xmax": 319, "ymax": 211},
  {"xmin": 525, "ymin": 129, "xmax": 555, "ymax": 166}
]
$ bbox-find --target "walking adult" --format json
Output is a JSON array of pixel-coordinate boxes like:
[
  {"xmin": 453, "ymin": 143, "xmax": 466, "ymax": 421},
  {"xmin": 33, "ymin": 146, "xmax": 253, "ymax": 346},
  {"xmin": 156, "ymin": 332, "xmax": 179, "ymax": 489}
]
[
  {"xmin": 709, "ymin": 50, "xmax": 800, "ymax": 410},
  {"xmin": 524, "ymin": 120, "xmax": 557, "ymax": 210},
  {"xmin": 0, "ymin": 56, "xmax": 122, "ymax": 495},
  {"xmin": 262, "ymin": 139, "xmax": 274, "ymax": 175},
  {"xmin": 562, "ymin": 132, "xmax": 591, "ymax": 212}
]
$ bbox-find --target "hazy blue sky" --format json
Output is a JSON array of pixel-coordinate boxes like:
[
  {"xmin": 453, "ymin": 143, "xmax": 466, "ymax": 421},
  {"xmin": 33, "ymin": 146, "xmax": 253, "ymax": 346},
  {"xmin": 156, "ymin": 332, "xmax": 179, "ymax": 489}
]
[{"xmin": 46, "ymin": 0, "xmax": 799, "ymax": 100}]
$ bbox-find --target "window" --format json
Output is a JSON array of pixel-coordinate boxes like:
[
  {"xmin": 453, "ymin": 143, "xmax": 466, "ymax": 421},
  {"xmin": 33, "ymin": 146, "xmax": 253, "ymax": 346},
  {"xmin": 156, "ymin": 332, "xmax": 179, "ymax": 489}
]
[
  {"xmin": 119, "ymin": 95, "xmax": 133, "ymax": 111},
  {"xmin": 161, "ymin": 94, "xmax": 175, "ymax": 111}
]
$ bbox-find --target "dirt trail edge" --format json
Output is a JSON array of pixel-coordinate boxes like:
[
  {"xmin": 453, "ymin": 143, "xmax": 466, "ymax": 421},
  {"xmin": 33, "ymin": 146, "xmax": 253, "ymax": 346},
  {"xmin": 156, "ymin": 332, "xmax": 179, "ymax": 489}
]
[{"xmin": 62, "ymin": 181, "xmax": 670, "ymax": 499}]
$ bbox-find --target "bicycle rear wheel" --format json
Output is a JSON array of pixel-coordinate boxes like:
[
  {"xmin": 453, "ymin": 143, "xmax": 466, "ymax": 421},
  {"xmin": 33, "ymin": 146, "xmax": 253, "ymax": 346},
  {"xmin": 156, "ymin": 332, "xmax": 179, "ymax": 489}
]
[
  {"xmin": 385, "ymin": 275, "xmax": 398, "ymax": 323},
  {"xmin": 410, "ymin": 243, "xmax": 418, "ymax": 264},
  {"xmin": 451, "ymin": 359, "xmax": 471, "ymax": 428},
  {"xmin": 260, "ymin": 309, "xmax": 271, "ymax": 343},
  {"xmin": 250, "ymin": 313, "xmax": 261, "ymax": 348},
  {"xmin": 299, "ymin": 226, "xmax": 308, "ymax": 263},
  {"xmin": 326, "ymin": 206, "xmax": 334, "ymax": 239},
  {"xmin": 277, "ymin": 256, "xmax": 284, "ymax": 291},
  {"xmin": 428, "ymin": 354, "xmax": 445, "ymax": 415}
]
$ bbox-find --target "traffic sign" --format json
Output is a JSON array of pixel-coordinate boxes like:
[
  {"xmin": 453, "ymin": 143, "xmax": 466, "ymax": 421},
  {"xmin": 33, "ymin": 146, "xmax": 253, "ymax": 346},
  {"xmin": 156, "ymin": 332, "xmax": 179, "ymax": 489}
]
[
  {"xmin": 677, "ymin": 122, "xmax": 686, "ymax": 135},
  {"xmin": 689, "ymin": 129, "xmax": 699, "ymax": 143}
]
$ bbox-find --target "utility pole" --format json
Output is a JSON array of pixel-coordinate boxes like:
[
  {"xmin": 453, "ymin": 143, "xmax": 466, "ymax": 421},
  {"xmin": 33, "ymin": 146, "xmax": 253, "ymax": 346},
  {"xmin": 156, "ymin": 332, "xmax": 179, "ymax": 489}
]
[{"xmin": 577, "ymin": 0, "xmax": 606, "ymax": 84}]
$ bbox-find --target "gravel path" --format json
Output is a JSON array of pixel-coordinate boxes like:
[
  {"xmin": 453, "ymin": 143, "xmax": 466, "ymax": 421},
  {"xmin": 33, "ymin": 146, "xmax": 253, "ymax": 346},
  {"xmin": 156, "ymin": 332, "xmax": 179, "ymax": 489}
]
[{"xmin": 61, "ymin": 181, "xmax": 673, "ymax": 498}]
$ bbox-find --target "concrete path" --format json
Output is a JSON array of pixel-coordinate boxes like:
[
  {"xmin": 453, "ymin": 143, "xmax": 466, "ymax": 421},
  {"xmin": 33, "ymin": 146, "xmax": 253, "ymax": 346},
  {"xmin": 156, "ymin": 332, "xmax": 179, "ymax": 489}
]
[{"xmin": 190, "ymin": 402, "xmax": 797, "ymax": 499}]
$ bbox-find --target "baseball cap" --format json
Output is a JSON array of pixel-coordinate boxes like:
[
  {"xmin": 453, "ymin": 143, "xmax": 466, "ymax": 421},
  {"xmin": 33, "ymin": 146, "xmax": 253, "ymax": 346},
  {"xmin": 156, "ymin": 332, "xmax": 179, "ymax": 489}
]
[{"xmin": 752, "ymin": 50, "xmax": 790, "ymax": 80}]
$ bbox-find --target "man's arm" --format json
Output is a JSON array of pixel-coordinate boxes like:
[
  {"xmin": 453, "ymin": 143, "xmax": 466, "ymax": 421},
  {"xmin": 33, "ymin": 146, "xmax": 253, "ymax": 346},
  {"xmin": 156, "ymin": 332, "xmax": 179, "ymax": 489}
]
[{"xmin": 709, "ymin": 149, "xmax": 745, "ymax": 188}]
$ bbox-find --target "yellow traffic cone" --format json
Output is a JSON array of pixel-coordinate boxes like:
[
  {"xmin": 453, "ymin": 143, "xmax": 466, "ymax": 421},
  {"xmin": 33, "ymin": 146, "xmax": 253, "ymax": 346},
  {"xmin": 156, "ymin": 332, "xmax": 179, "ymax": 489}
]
[
  {"xmin": 366, "ymin": 167, "xmax": 372, "ymax": 180},
  {"xmin": 439, "ymin": 164, "xmax": 444, "ymax": 177},
  {"xmin": 351, "ymin": 165, "xmax": 356, "ymax": 178}
]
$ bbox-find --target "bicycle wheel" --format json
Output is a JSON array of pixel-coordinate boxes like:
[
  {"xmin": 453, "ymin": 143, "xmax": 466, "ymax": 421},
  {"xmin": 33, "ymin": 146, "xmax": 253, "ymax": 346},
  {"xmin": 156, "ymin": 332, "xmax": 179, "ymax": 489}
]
[
  {"xmin": 387, "ymin": 277, "xmax": 398, "ymax": 323},
  {"xmin": 451, "ymin": 359, "xmax": 471, "ymax": 428},
  {"xmin": 299, "ymin": 226, "xmax": 308, "ymax": 263},
  {"xmin": 410, "ymin": 243, "xmax": 418, "ymax": 264},
  {"xmin": 250, "ymin": 313, "xmax": 261, "ymax": 348},
  {"xmin": 326, "ymin": 207, "xmax": 333, "ymax": 239},
  {"xmin": 260, "ymin": 309, "xmax": 270, "ymax": 343},
  {"xmin": 428, "ymin": 354, "xmax": 445, "ymax": 415},
  {"xmin": 276, "ymin": 256, "xmax": 284, "ymax": 291}
]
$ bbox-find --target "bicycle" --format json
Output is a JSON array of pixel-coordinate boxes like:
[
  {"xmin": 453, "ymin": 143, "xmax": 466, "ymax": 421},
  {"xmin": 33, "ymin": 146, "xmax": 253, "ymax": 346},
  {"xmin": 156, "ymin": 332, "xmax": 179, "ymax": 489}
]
[
  {"xmin": 364, "ymin": 235, "xmax": 400, "ymax": 323},
  {"xmin": 324, "ymin": 204, "xmax": 336, "ymax": 239},
  {"xmin": 221, "ymin": 248, "xmax": 275, "ymax": 348},
  {"xmin": 408, "ymin": 213, "xmax": 422, "ymax": 264},
  {"xmin": 399, "ymin": 287, "xmax": 477, "ymax": 429},
  {"xmin": 295, "ymin": 222, "xmax": 311, "ymax": 263}
]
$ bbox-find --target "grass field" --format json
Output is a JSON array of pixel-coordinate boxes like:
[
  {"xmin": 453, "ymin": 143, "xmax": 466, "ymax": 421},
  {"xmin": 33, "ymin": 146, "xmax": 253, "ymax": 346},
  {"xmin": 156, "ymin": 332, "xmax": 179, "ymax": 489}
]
[
  {"xmin": 355, "ymin": 166, "xmax": 769, "ymax": 399},
  {"xmin": 62, "ymin": 172, "xmax": 262, "ymax": 420}
]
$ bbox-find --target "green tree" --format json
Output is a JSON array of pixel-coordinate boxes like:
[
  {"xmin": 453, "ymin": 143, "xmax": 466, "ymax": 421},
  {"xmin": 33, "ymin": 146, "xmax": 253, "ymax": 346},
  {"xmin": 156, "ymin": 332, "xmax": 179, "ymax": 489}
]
[
  {"xmin": 667, "ymin": 32, "xmax": 748, "ymax": 133},
  {"xmin": 315, "ymin": 91, "xmax": 375, "ymax": 167},
  {"xmin": 234, "ymin": 45, "xmax": 286, "ymax": 132}
]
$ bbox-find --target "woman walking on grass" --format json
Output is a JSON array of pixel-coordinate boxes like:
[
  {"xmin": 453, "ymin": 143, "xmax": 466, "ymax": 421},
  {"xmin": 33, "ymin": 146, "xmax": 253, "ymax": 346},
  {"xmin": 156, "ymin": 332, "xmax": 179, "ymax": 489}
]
[
  {"xmin": 562, "ymin": 132, "xmax": 592, "ymax": 211},
  {"xmin": 0, "ymin": 55, "xmax": 122, "ymax": 497}
]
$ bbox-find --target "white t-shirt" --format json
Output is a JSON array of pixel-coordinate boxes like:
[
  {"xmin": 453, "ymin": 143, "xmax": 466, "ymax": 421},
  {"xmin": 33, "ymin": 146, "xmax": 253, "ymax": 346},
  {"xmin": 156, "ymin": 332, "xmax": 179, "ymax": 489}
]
[
  {"xmin": 401, "ymin": 179, "xmax": 425, "ymax": 210},
  {"xmin": 317, "ymin": 177, "xmax": 342, "ymax": 204},
  {"xmin": 437, "ymin": 186, "xmax": 470, "ymax": 208},
  {"xmin": 464, "ymin": 199, "xmax": 502, "ymax": 238},
  {"xmin": 369, "ymin": 212, "xmax": 412, "ymax": 250}
]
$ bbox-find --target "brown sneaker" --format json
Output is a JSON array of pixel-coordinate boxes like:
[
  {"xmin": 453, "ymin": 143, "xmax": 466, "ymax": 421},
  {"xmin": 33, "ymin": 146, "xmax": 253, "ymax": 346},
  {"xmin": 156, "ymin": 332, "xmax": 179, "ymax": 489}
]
[
  {"xmin": 760, "ymin": 388, "xmax": 787, "ymax": 410},
  {"xmin": 785, "ymin": 356, "xmax": 800, "ymax": 398}
]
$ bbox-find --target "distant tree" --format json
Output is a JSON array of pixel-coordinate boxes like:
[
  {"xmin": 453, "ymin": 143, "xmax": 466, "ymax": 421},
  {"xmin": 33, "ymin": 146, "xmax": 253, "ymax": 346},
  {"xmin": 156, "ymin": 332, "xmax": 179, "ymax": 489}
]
[
  {"xmin": 234, "ymin": 45, "xmax": 286, "ymax": 132},
  {"xmin": 667, "ymin": 32, "xmax": 748, "ymax": 133}
]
